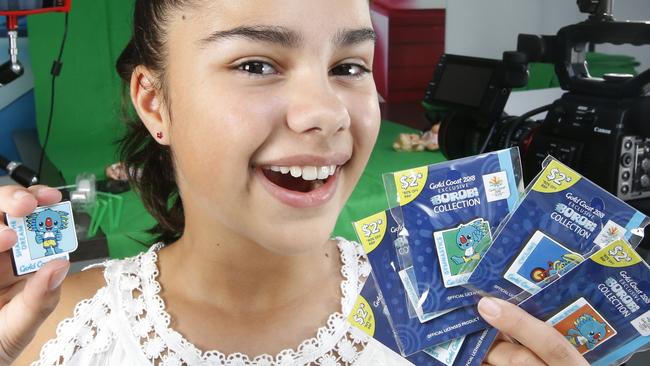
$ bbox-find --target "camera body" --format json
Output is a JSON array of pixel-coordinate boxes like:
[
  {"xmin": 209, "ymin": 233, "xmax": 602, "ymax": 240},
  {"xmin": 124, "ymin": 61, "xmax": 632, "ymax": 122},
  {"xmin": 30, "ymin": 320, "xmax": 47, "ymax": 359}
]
[
  {"xmin": 523, "ymin": 93, "xmax": 650, "ymax": 199},
  {"xmin": 431, "ymin": 0, "xmax": 650, "ymax": 201}
]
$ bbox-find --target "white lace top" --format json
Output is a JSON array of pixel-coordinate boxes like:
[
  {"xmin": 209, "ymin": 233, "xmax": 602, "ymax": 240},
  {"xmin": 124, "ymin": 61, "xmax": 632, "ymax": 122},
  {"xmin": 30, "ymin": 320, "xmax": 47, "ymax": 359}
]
[{"xmin": 32, "ymin": 238, "xmax": 413, "ymax": 366}]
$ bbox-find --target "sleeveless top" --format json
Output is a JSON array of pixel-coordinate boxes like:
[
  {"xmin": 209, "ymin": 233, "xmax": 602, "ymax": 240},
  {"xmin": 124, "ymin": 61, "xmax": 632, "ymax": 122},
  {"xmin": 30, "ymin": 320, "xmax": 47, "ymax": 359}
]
[{"xmin": 32, "ymin": 238, "xmax": 413, "ymax": 366}]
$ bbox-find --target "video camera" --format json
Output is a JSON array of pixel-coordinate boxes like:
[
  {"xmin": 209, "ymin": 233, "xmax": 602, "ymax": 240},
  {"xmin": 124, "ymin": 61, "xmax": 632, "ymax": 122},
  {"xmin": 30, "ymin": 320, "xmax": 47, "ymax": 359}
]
[{"xmin": 429, "ymin": 0, "xmax": 650, "ymax": 202}]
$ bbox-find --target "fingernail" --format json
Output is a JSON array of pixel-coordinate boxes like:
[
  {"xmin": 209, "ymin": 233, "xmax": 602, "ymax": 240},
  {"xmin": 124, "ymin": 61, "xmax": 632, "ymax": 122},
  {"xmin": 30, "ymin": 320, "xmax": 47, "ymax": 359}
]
[
  {"xmin": 13, "ymin": 190, "xmax": 30, "ymax": 201},
  {"xmin": 36, "ymin": 186, "xmax": 57, "ymax": 197},
  {"xmin": 48, "ymin": 263, "xmax": 70, "ymax": 291},
  {"xmin": 479, "ymin": 297, "xmax": 501, "ymax": 318}
]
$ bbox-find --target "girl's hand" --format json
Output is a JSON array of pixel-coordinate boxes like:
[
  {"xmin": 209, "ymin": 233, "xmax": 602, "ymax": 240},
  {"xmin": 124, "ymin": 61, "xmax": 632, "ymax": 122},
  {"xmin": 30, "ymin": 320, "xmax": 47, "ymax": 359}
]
[
  {"xmin": 0, "ymin": 185, "xmax": 69, "ymax": 366},
  {"xmin": 479, "ymin": 297, "xmax": 589, "ymax": 366}
]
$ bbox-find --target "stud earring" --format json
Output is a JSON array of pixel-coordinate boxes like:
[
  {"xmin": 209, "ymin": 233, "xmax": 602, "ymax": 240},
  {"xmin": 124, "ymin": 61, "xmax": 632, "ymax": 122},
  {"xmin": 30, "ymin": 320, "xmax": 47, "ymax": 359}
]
[{"xmin": 156, "ymin": 131, "xmax": 163, "ymax": 139}]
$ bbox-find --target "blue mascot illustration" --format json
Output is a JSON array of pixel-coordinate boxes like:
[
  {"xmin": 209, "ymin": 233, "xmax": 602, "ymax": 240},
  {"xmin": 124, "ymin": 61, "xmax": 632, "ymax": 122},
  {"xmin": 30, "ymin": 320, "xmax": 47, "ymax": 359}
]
[
  {"xmin": 451, "ymin": 221, "xmax": 489, "ymax": 265},
  {"xmin": 565, "ymin": 314, "xmax": 607, "ymax": 350},
  {"xmin": 25, "ymin": 208, "xmax": 70, "ymax": 256}
]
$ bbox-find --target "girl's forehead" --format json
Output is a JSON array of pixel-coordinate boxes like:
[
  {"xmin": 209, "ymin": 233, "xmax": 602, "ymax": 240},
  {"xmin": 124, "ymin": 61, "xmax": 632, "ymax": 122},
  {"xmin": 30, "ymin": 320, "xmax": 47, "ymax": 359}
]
[{"xmin": 175, "ymin": 0, "xmax": 372, "ymax": 39}]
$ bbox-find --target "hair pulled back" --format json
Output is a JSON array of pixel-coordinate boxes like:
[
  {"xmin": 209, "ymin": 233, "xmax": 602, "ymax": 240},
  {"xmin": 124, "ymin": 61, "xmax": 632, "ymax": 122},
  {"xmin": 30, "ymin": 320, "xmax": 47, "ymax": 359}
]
[{"xmin": 116, "ymin": 0, "xmax": 191, "ymax": 244}]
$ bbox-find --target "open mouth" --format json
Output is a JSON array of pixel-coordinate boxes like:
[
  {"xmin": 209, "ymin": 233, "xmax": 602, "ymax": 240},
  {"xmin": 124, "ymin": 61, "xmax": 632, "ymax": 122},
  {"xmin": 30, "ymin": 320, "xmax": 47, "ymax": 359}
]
[{"xmin": 261, "ymin": 165, "xmax": 337, "ymax": 193}]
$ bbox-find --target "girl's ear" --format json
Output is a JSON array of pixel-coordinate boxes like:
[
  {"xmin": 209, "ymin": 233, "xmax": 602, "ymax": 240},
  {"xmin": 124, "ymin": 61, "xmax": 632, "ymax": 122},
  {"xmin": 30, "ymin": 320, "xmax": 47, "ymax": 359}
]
[{"xmin": 130, "ymin": 66, "xmax": 170, "ymax": 145}]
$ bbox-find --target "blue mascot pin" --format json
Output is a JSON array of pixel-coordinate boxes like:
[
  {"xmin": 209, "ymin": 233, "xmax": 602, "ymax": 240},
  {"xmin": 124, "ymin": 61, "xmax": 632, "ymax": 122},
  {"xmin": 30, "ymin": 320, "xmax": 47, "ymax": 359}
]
[{"xmin": 25, "ymin": 208, "xmax": 70, "ymax": 256}]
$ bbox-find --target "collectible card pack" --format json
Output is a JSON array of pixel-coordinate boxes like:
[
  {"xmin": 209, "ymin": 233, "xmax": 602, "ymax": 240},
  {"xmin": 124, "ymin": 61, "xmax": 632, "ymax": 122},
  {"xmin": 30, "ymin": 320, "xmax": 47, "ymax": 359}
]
[
  {"xmin": 6, "ymin": 201, "xmax": 78, "ymax": 276},
  {"xmin": 350, "ymin": 270, "xmax": 498, "ymax": 366},
  {"xmin": 466, "ymin": 157, "xmax": 649, "ymax": 302},
  {"xmin": 382, "ymin": 148, "xmax": 523, "ymax": 318},
  {"xmin": 518, "ymin": 239, "xmax": 650, "ymax": 365},
  {"xmin": 353, "ymin": 209, "xmax": 493, "ymax": 356}
]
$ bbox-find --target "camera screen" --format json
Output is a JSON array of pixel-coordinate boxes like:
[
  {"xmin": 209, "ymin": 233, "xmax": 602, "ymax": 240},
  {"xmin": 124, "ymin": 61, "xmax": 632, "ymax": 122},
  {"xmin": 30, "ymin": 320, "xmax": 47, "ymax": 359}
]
[{"xmin": 433, "ymin": 63, "xmax": 494, "ymax": 108}]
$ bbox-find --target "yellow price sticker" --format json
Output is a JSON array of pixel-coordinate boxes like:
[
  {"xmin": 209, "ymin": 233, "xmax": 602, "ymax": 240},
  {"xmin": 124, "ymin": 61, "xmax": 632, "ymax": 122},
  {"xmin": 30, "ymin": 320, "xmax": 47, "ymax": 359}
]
[
  {"xmin": 591, "ymin": 239, "xmax": 642, "ymax": 268},
  {"xmin": 348, "ymin": 294, "xmax": 375, "ymax": 337},
  {"xmin": 353, "ymin": 211, "xmax": 387, "ymax": 255},
  {"xmin": 393, "ymin": 167, "xmax": 428, "ymax": 205},
  {"xmin": 533, "ymin": 160, "xmax": 581, "ymax": 193}
]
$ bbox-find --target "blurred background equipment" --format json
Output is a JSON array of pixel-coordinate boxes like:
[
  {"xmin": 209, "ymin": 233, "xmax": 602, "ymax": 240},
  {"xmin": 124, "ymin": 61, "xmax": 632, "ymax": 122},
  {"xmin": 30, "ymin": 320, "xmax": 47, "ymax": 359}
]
[
  {"xmin": 0, "ymin": 0, "xmax": 70, "ymax": 186},
  {"xmin": 431, "ymin": 0, "xmax": 650, "ymax": 203}
]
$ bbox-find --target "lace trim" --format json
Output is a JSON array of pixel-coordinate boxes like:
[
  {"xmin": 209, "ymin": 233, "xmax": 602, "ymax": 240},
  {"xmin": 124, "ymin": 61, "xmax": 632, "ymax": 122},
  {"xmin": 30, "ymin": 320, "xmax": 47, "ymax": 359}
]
[{"xmin": 33, "ymin": 238, "xmax": 372, "ymax": 366}]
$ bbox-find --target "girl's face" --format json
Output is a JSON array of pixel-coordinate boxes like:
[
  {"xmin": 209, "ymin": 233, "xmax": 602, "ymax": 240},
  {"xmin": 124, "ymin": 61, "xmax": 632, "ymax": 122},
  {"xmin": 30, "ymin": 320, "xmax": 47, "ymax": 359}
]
[{"xmin": 161, "ymin": 0, "xmax": 379, "ymax": 254}]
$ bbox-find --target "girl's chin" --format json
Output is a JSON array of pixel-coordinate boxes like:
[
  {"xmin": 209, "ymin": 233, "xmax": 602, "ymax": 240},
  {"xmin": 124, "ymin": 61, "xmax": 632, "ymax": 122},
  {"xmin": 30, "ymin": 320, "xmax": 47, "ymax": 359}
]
[{"xmin": 254, "ymin": 223, "xmax": 338, "ymax": 256}]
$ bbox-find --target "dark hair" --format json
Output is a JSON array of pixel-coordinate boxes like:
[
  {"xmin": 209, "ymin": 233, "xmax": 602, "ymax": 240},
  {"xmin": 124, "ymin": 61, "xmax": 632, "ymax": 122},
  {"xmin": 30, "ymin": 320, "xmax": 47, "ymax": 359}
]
[{"xmin": 115, "ymin": 0, "xmax": 191, "ymax": 244}]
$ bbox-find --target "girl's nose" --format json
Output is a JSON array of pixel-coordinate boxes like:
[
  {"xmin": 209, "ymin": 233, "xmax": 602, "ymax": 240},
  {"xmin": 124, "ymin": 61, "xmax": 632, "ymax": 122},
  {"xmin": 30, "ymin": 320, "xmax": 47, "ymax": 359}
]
[{"xmin": 285, "ymin": 77, "xmax": 351, "ymax": 137}]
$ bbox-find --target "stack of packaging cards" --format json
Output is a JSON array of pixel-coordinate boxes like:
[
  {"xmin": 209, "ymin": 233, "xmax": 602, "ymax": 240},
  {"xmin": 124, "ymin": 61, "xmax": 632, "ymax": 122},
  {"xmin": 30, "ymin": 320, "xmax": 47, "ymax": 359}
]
[
  {"xmin": 352, "ymin": 209, "xmax": 498, "ymax": 363},
  {"xmin": 381, "ymin": 148, "xmax": 523, "ymax": 321},
  {"xmin": 518, "ymin": 239, "xmax": 650, "ymax": 365},
  {"xmin": 349, "ymin": 267, "xmax": 499, "ymax": 366},
  {"xmin": 466, "ymin": 157, "xmax": 649, "ymax": 302},
  {"xmin": 352, "ymin": 150, "xmax": 650, "ymax": 364}
]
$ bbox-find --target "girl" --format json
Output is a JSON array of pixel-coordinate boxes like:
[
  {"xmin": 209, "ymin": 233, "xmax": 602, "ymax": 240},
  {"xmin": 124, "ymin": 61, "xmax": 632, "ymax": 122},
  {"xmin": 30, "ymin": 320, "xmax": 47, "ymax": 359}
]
[{"xmin": 0, "ymin": 0, "xmax": 588, "ymax": 365}]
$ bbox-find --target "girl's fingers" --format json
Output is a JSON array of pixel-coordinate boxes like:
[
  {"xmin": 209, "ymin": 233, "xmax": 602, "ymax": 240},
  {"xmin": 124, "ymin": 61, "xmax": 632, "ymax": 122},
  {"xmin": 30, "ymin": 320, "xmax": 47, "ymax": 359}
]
[
  {"xmin": 0, "ymin": 185, "xmax": 62, "ymax": 252},
  {"xmin": 0, "ymin": 186, "xmax": 38, "ymax": 219},
  {"xmin": 0, "ymin": 185, "xmax": 61, "ymax": 219},
  {"xmin": 485, "ymin": 340, "xmax": 545, "ymax": 366},
  {"xmin": 0, "ymin": 226, "xmax": 18, "ymax": 253},
  {"xmin": 27, "ymin": 185, "xmax": 63, "ymax": 207},
  {"xmin": 0, "ymin": 259, "xmax": 69, "ymax": 361},
  {"xmin": 478, "ymin": 297, "xmax": 588, "ymax": 366}
]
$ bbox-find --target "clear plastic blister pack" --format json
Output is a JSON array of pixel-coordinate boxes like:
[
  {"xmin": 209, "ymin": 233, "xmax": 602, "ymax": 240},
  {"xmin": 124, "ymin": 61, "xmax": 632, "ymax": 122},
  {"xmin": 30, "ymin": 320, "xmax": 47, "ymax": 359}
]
[
  {"xmin": 381, "ymin": 148, "xmax": 524, "ymax": 321},
  {"xmin": 517, "ymin": 238, "xmax": 650, "ymax": 365},
  {"xmin": 464, "ymin": 156, "xmax": 650, "ymax": 303},
  {"xmin": 352, "ymin": 267, "xmax": 499, "ymax": 366},
  {"xmin": 353, "ymin": 209, "xmax": 493, "ymax": 356}
]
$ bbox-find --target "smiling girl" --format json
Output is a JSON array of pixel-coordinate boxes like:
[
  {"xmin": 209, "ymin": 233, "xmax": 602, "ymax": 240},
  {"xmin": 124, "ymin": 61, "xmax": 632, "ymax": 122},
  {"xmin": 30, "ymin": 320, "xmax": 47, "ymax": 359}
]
[{"xmin": 0, "ymin": 1, "xmax": 588, "ymax": 365}]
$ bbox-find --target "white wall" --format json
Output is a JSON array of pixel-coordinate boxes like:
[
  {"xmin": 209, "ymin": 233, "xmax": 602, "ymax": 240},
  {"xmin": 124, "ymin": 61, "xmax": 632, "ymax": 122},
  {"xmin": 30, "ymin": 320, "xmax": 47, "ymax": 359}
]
[{"xmin": 446, "ymin": 0, "xmax": 650, "ymax": 71}]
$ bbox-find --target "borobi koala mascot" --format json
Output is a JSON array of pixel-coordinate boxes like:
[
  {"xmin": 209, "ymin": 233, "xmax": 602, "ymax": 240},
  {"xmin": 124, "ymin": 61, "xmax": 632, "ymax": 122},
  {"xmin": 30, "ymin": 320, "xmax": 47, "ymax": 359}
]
[{"xmin": 25, "ymin": 208, "xmax": 70, "ymax": 256}]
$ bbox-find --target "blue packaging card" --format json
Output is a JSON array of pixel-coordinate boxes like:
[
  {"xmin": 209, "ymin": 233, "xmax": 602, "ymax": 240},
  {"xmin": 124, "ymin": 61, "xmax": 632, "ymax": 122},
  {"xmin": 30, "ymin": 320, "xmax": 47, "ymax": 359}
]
[
  {"xmin": 353, "ymin": 210, "xmax": 492, "ymax": 356},
  {"xmin": 467, "ymin": 157, "xmax": 649, "ymax": 302},
  {"xmin": 518, "ymin": 239, "xmax": 650, "ymax": 365},
  {"xmin": 351, "ymin": 272, "xmax": 499, "ymax": 366},
  {"xmin": 383, "ymin": 148, "xmax": 523, "ymax": 317}
]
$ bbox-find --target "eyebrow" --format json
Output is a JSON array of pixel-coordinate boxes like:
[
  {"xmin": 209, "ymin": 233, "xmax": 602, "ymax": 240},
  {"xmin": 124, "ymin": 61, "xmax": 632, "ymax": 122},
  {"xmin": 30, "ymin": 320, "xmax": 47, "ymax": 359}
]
[{"xmin": 198, "ymin": 26, "xmax": 377, "ymax": 48}]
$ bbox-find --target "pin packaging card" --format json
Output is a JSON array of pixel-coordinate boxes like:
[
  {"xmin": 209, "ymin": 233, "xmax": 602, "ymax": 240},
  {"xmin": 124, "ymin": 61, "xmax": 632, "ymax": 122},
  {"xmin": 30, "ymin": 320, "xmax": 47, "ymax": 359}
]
[
  {"xmin": 350, "ymin": 260, "xmax": 499, "ymax": 365},
  {"xmin": 353, "ymin": 210, "xmax": 493, "ymax": 356},
  {"xmin": 6, "ymin": 201, "xmax": 78, "ymax": 276},
  {"xmin": 382, "ymin": 148, "xmax": 524, "ymax": 318},
  {"xmin": 517, "ymin": 239, "xmax": 650, "ymax": 365},
  {"xmin": 466, "ymin": 157, "xmax": 649, "ymax": 302}
]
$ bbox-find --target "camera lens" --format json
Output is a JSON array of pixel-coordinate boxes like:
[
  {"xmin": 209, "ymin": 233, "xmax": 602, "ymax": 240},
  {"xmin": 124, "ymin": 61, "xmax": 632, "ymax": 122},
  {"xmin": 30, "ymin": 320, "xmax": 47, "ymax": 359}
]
[
  {"xmin": 621, "ymin": 185, "xmax": 630, "ymax": 195},
  {"xmin": 622, "ymin": 153, "xmax": 633, "ymax": 167},
  {"xmin": 642, "ymin": 175, "xmax": 650, "ymax": 189}
]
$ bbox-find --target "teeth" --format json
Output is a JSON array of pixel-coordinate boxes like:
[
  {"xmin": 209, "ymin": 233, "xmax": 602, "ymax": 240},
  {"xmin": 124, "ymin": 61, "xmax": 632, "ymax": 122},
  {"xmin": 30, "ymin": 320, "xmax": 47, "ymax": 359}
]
[
  {"xmin": 302, "ymin": 166, "xmax": 318, "ymax": 181},
  {"xmin": 290, "ymin": 166, "xmax": 302, "ymax": 178},
  {"xmin": 317, "ymin": 166, "xmax": 330, "ymax": 180},
  {"xmin": 266, "ymin": 164, "xmax": 338, "ymax": 180}
]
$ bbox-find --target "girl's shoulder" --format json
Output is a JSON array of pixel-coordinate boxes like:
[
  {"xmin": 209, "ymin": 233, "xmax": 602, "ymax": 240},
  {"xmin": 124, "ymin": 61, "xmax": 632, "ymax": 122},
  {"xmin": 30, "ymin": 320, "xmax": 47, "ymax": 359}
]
[
  {"xmin": 15, "ymin": 265, "xmax": 106, "ymax": 365},
  {"xmin": 15, "ymin": 245, "xmax": 159, "ymax": 365}
]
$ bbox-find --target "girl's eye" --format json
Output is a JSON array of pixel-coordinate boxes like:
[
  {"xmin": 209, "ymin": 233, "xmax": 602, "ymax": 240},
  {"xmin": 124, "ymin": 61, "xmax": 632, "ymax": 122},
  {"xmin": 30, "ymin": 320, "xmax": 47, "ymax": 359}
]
[
  {"xmin": 237, "ymin": 61, "xmax": 277, "ymax": 76},
  {"xmin": 331, "ymin": 63, "xmax": 371, "ymax": 78}
]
